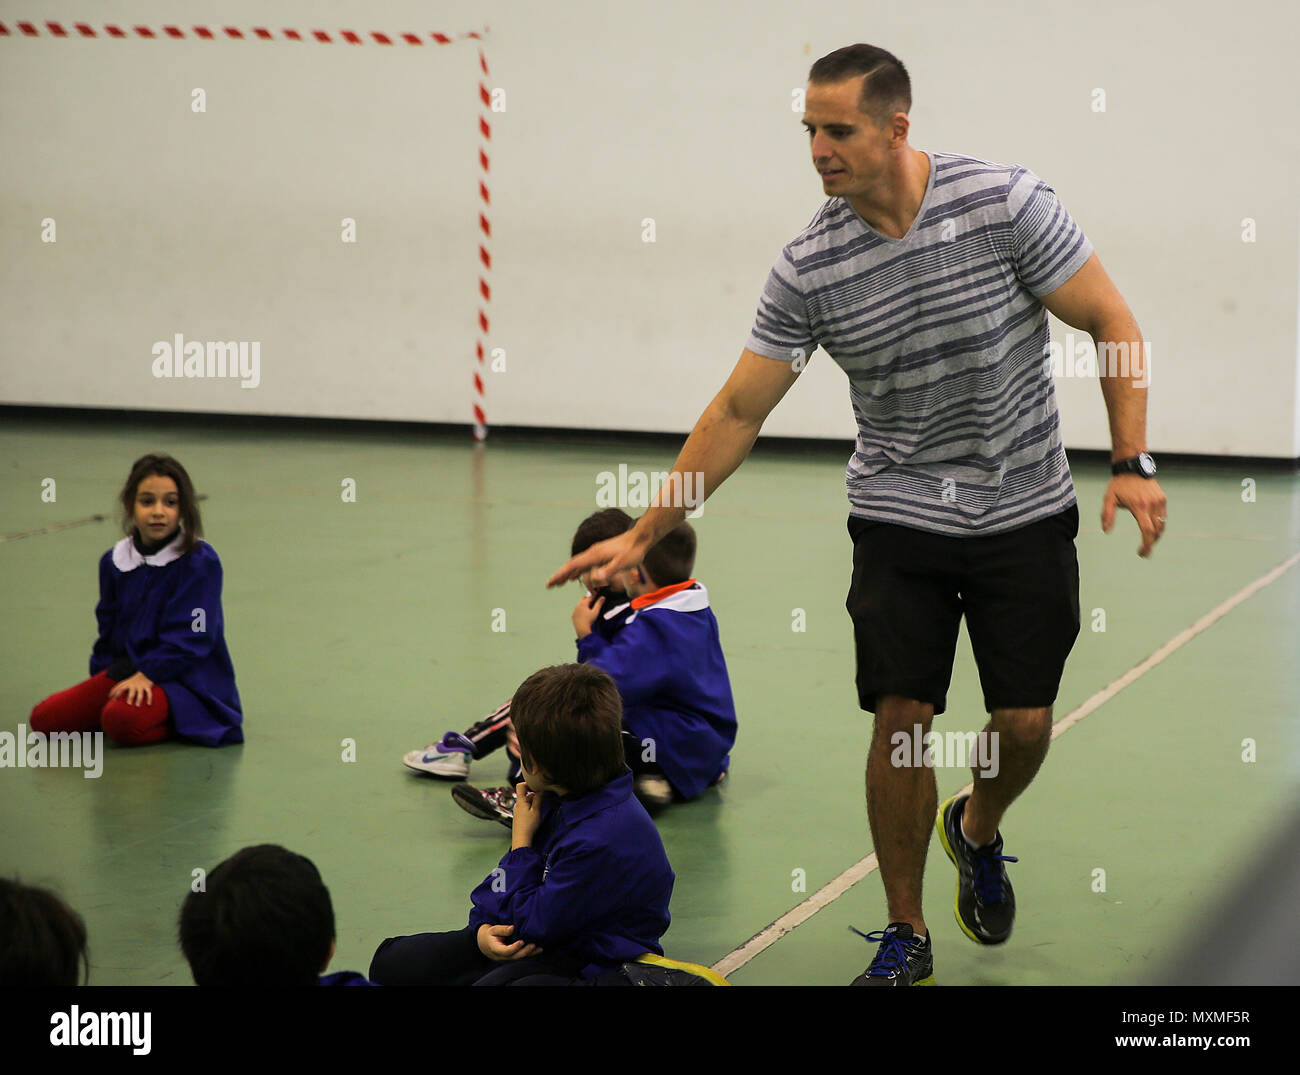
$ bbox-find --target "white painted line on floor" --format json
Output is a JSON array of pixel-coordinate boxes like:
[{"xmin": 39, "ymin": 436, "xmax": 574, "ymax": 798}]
[{"xmin": 712, "ymin": 547, "xmax": 1300, "ymax": 980}]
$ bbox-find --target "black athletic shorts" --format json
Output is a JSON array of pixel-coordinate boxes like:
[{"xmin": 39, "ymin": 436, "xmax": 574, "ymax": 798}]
[{"xmin": 845, "ymin": 504, "xmax": 1080, "ymax": 715}]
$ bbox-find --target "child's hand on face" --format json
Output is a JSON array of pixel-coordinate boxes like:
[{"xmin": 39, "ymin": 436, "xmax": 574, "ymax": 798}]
[
  {"xmin": 572, "ymin": 592, "xmax": 605, "ymax": 639},
  {"xmin": 511, "ymin": 781, "xmax": 545, "ymax": 849},
  {"xmin": 476, "ymin": 923, "xmax": 542, "ymax": 962},
  {"xmin": 108, "ymin": 672, "xmax": 155, "ymax": 707}
]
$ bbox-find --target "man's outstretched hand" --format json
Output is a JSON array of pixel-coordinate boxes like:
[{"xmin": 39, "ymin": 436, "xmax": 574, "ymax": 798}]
[
  {"xmin": 1101, "ymin": 474, "xmax": 1167, "ymax": 558},
  {"xmin": 546, "ymin": 527, "xmax": 650, "ymax": 589}
]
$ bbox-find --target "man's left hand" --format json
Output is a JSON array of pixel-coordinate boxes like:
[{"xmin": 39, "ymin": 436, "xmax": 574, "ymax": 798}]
[{"xmin": 1102, "ymin": 475, "xmax": 1167, "ymax": 558}]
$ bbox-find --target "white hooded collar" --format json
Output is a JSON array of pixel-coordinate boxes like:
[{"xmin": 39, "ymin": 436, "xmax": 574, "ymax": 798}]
[{"xmin": 111, "ymin": 528, "xmax": 187, "ymax": 572}]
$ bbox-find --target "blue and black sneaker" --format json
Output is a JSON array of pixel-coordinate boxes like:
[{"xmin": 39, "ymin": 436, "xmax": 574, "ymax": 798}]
[
  {"xmin": 936, "ymin": 793, "xmax": 1019, "ymax": 945},
  {"xmin": 849, "ymin": 923, "xmax": 935, "ymax": 986}
]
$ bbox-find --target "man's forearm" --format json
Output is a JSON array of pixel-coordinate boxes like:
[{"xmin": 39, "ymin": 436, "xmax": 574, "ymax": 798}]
[
  {"xmin": 1093, "ymin": 313, "xmax": 1149, "ymax": 461},
  {"xmin": 635, "ymin": 400, "xmax": 762, "ymax": 545}
]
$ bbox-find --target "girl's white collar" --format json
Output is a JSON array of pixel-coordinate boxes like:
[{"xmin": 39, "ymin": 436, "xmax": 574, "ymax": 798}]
[{"xmin": 112, "ymin": 529, "xmax": 187, "ymax": 572}]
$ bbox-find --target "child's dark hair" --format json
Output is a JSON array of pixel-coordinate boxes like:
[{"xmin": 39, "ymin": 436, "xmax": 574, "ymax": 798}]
[
  {"xmin": 178, "ymin": 845, "xmax": 334, "ymax": 986},
  {"xmin": 641, "ymin": 520, "xmax": 696, "ymax": 587},
  {"xmin": 0, "ymin": 878, "xmax": 89, "ymax": 986},
  {"xmin": 510, "ymin": 664, "xmax": 626, "ymax": 797},
  {"xmin": 571, "ymin": 508, "xmax": 635, "ymax": 557},
  {"xmin": 119, "ymin": 453, "xmax": 203, "ymax": 555}
]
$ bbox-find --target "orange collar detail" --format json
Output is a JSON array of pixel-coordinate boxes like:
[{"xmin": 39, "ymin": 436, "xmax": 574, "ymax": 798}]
[{"xmin": 630, "ymin": 578, "xmax": 698, "ymax": 610}]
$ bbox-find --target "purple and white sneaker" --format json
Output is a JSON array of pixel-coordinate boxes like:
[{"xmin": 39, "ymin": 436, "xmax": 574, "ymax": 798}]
[{"xmin": 403, "ymin": 732, "xmax": 475, "ymax": 779}]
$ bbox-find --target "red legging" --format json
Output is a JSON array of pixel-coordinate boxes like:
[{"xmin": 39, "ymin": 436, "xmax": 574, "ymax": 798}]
[{"xmin": 30, "ymin": 671, "xmax": 171, "ymax": 746}]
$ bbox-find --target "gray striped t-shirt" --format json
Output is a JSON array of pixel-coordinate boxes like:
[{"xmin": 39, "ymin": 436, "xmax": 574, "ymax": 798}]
[{"xmin": 746, "ymin": 151, "xmax": 1093, "ymax": 536}]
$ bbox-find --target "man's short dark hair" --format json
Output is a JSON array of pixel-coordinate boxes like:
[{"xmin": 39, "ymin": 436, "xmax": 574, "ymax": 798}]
[
  {"xmin": 808, "ymin": 44, "xmax": 911, "ymax": 130},
  {"xmin": 178, "ymin": 845, "xmax": 335, "ymax": 986},
  {"xmin": 0, "ymin": 878, "xmax": 89, "ymax": 986},
  {"xmin": 642, "ymin": 520, "xmax": 696, "ymax": 587},
  {"xmin": 572, "ymin": 508, "xmax": 635, "ymax": 557},
  {"xmin": 510, "ymin": 664, "xmax": 626, "ymax": 797}
]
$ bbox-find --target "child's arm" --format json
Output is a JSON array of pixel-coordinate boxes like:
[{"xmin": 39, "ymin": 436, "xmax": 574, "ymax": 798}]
[
  {"xmin": 89, "ymin": 553, "xmax": 118, "ymax": 676},
  {"xmin": 469, "ymin": 798, "xmax": 653, "ymax": 951},
  {"xmin": 467, "ymin": 792, "xmax": 553, "ymax": 934},
  {"xmin": 475, "ymin": 923, "xmax": 541, "ymax": 962},
  {"xmin": 132, "ymin": 549, "xmax": 225, "ymax": 684},
  {"xmin": 480, "ymin": 839, "xmax": 621, "ymax": 949}
]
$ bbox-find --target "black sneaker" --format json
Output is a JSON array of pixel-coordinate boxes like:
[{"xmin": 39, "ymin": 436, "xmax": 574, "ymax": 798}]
[
  {"xmin": 936, "ymin": 793, "xmax": 1019, "ymax": 945},
  {"xmin": 451, "ymin": 784, "xmax": 516, "ymax": 829},
  {"xmin": 849, "ymin": 923, "xmax": 935, "ymax": 986},
  {"xmin": 619, "ymin": 955, "xmax": 730, "ymax": 986}
]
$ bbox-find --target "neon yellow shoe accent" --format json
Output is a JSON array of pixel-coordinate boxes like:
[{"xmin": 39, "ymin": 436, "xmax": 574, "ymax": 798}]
[
  {"xmin": 936, "ymin": 794, "xmax": 983, "ymax": 945},
  {"xmin": 634, "ymin": 953, "xmax": 732, "ymax": 986}
]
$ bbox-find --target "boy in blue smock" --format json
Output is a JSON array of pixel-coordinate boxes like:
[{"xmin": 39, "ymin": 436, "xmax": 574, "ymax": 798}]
[
  {"xmin": 575, "ymin": 521, "xmax": 736, "ymax": 804},
  {"xmin": 370, "ymin": 663, "xmax": 675, "ymax": 985},
  {"xmin": 452, "ymin": 520, "xmax": 738, "ymax": 820}
]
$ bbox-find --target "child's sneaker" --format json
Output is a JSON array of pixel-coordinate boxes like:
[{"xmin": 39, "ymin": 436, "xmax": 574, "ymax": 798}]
[
  {"xmin": 633, "ymin": 774, "xmax": 674, "ymax": 808},
  {"xmin": 936, "ymin": 793, "xmax": 1019, "ymax": 945},
  {"xmin": 619, "ymin": 954, "xmax": 731, "ymax": 986},
  {"xmin": 849, "ymin": 923, "xmax": 935, "ymax": 986},
  {"xmin": 451, "ymin": 784, "xmax": 516, "ymax": 828},
  {"xmin": 403, "ymin": 732, "xmax": 475, "ymax": 779}
]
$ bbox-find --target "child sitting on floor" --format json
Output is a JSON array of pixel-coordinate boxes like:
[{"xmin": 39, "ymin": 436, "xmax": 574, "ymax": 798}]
[
  {"xmin": 409, "ymin": 511, "xmax": 736, "ymax": 819},
  {"xmin": 30, "ymin": 453, "xmax": 243, "ymax": 748},
  {"xmin": 452, "ymin": 519, "xmax": 736, "ymax": 820},
  {"xmin": 404, "ymin": 508, "xmax": 638, "ymax": 785},
  {"xmin": 372, "ymin": 663, "xmax": 674, "ymax": 985}
]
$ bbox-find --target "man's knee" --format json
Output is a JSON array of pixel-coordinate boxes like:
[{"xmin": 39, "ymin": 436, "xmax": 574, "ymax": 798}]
[
  {"xmin": 873, "ymin": 695, "xmax": 935, "ymax": 730},
  {"xmin": 989, "ymin": 707, "xmax": 1052, "ymax": 749},
  {"xmin": 869, "ymin": 696, "xmax": 936, "ymax": 762}
]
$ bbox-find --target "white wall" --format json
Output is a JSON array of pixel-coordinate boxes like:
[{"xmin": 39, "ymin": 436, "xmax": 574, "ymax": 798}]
[{"xmin": 3, "ymin": 0, "xmax": 1298, "ymax": 457}]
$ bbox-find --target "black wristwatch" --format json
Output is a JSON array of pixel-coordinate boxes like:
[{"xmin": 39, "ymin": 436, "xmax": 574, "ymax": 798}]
[{"xmin": 1111, "ymin": 452, "xmax": 1157, "ymax": 478}]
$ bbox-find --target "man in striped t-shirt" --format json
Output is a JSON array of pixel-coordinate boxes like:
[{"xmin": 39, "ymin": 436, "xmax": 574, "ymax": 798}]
[
  {"xmin": 748, "ymin": 151, "xmax": 1089, "ymax": 535},
  {"xmin": 549, "ymin": 43, "xmax": 1166, "ymax": 985}
]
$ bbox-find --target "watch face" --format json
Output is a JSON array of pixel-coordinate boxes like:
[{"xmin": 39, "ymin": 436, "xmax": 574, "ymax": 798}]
[{"xmin": 1138, "ymin": 452, "xmax": 1156, "ymax": 476}]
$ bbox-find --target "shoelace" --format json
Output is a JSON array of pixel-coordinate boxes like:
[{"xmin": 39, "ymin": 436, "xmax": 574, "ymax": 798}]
[
  {"xmin": 971, "ymin": 848, "xmax": 1019, "ymax": 904},
  {"xmin": 850, "ymin": 925, "xmax": 916, "ymax": 978}
]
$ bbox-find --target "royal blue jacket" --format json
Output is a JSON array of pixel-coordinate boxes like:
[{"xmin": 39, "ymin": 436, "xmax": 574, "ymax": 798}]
[
  {"xmin": 467, "ymin": 770, "xmax": 674, "ymax": 978},
  {"xmin": 579, "ymin": 580, "xmax": 736, "ymax": 799},
  {"xmin": 90, "ymin": 534, "xmax": 243, "ymax": 746}
]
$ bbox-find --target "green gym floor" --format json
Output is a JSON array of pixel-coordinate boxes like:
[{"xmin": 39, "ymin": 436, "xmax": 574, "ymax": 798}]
[{"xmin": 2, "ymin": 410, "xmax": 1297, "ymax": 986}]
